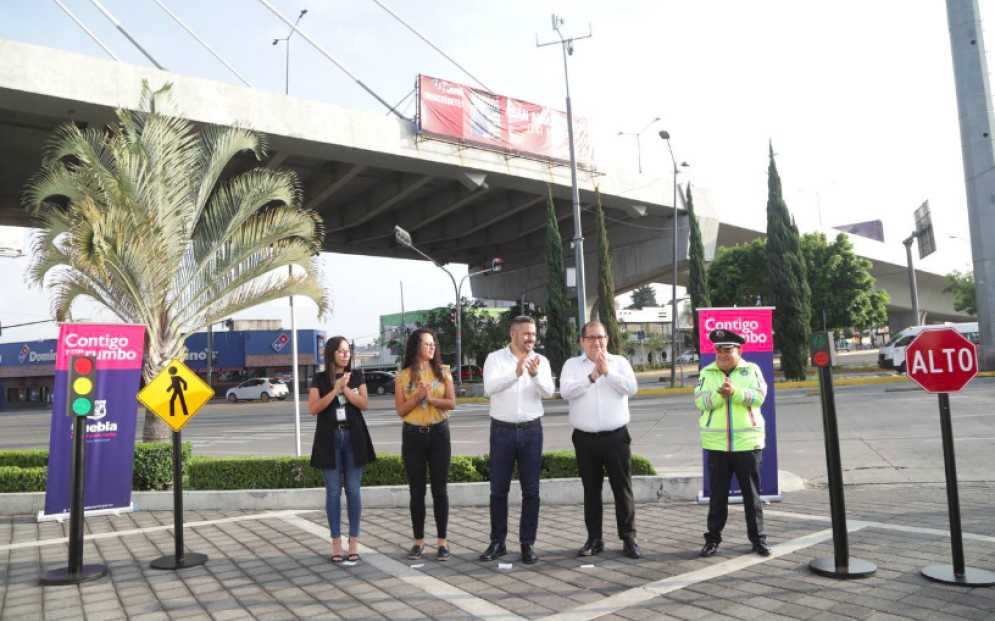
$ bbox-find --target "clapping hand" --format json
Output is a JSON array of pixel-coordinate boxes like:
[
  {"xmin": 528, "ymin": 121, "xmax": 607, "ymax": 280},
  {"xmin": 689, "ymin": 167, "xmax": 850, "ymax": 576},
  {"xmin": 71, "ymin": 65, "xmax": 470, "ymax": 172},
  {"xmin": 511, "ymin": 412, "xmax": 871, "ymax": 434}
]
[
  {"xmin": 416, "ymin": 380, "xmax": 431, "ymax": 401},
  {"xmin": 334, "ymin": 372, "xmax": 351, "ymax": 392},
  {"xmin": 516, "ymin": 353, "xmax": 529, "ymax": 377},
  {"xmin": 717, "ymin": 377, "xmax": 735, "ymax": 398},
  {"xmin": 595, "ymin": 353, "xmax": 609, "ymax": 378},
  {"xmin": 527, "ymin": 356, "xmax": 541, "ymax": 377}
]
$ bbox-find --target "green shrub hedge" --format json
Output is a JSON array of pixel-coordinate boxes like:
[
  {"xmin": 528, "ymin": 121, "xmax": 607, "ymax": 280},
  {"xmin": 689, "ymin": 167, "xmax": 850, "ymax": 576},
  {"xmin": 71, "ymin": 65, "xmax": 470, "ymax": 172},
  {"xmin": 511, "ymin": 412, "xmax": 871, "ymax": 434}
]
[
  {"xmin": 0, "ymin": 447, "xmax": 657, "ymax": 493},
  {"xmin": 0, "ymin": 443, "xmax": 190, "ymax": 493}
]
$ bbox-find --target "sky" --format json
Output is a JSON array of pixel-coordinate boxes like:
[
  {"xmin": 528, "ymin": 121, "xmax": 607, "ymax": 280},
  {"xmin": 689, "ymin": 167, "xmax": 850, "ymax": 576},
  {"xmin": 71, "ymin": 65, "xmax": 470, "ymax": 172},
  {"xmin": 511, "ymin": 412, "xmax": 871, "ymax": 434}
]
[{"xmin": 0, "ymin": 0, "xmax": 986, "ymax": 344}]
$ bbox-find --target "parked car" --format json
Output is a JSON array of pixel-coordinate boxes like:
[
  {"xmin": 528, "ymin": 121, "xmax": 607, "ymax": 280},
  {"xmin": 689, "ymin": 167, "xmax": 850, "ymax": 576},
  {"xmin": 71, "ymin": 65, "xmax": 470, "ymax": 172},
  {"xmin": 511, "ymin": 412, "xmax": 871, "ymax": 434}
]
[
  {"xmin": 226, "ymin": 378, "xmax": 289, "ymax": 403},
  {"xmin": 677, "ymin": 350, "xmax": 699, "ymax": 365},
  {"xmin": 364, "ymin": 370, "xmax": 396, "ymax": 395},
  {"xmin": 450, "ymin": 364, "xmax": 483, "ymax": 382}
]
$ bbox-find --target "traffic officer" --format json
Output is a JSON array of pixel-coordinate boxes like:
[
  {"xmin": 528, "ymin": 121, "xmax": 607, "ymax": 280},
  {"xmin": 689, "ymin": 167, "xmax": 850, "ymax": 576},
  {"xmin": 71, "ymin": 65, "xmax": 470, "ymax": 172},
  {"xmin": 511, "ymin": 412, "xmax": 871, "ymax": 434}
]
[{"xmin": 695, "ymin": 328, "xmax": 770, "ymax": 557}]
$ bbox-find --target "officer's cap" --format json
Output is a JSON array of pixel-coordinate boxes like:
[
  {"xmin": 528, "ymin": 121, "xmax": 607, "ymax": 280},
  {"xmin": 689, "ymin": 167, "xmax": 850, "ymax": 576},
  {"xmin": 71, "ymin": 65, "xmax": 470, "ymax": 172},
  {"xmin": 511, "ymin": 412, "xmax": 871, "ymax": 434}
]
[{"xmin": 708, "ymin": 329, "xmax": 746, "ymax": 349}]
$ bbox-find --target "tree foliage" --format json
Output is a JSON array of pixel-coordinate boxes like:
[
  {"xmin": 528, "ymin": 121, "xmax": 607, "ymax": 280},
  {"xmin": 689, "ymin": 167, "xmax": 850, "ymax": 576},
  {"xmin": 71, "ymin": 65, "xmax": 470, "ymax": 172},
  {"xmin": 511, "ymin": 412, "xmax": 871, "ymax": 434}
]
[
  {"xmin": 628, "ymin": 285, "xmax": 658, "ymax": 309},
  {"xmin": 707, "ymin": 239, "xmax": 769, "ymax": 308},
  {"xmin": 686, "ymin": 185, "xmax": 712, "ymax": 353},
  {"xmin": 801, "ymin": 232, "xmax": 889, "ymax": 331},
  {"xmin": 419, "ymin": 298, "xmax": 505, "ymax": 369},
  {"xmin": 593, "ymin": 188, "xmax": 623, "ymax": 355},
  {"xmin": 943, "ymin": 270, "xmax": 977, "ymax": 316},
  {"xmin": 765, "ymin": 142, "xmax": 811, "ymax": 380},
  {"xmin": 24, "ymin": 82, "xmax": 329, "ymax": 441},
  {"xmin": 543, "ymin": 187, "xmax": 575, "ymax": 381}
]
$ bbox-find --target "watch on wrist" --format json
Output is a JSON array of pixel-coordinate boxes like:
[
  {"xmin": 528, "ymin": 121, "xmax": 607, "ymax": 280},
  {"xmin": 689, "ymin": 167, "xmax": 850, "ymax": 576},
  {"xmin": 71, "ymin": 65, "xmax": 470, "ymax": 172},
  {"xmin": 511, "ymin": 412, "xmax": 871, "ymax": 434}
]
[{"xmin": 588, "ymin": 373, "xmax": 596, "ymax": 384}]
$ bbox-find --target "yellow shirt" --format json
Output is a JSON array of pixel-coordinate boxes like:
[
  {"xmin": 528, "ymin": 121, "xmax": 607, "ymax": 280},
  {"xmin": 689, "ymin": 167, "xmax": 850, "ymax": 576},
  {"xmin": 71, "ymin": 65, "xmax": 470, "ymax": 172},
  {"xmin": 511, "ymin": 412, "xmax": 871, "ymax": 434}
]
[{"xmin": 397, "ymin": 365, "xmax": 452, "ymax": 426}]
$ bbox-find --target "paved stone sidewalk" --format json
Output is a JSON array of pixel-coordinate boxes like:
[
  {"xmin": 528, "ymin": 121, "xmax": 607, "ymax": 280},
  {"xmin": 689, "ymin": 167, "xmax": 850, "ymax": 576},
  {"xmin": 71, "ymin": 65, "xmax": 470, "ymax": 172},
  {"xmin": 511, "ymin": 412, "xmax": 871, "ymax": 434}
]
[{"xmin": 1, "ymin": 483, "xmax": 994, "ymax": 620}]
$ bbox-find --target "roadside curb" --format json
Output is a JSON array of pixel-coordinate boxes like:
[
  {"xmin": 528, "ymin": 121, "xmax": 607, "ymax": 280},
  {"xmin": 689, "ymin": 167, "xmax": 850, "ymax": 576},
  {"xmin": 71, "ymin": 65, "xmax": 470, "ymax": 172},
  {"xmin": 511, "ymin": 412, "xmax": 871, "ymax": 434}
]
[{"xmin": 0, "ymin": 475, "xmax": 700, "ymax": 516}]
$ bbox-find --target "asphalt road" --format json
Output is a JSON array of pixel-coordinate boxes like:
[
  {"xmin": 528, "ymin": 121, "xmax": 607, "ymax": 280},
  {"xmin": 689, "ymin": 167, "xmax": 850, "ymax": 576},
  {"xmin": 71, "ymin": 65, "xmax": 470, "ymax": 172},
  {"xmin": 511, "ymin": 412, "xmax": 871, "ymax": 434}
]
[{"xmin": 4, "ymin": 375, "xmax": 995, "ymax": 487}]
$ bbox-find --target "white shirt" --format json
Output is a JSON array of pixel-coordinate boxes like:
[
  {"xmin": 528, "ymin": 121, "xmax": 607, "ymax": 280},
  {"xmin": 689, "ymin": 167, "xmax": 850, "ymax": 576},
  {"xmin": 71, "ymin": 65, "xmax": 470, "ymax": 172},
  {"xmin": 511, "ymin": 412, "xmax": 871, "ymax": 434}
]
[
  {"xmin": 483, "ymin": 346, "xmax": 556, "ymax": 423},
  {"xmin": 560, "ymin": 352, "xmax": 638, "ymax": 433}
]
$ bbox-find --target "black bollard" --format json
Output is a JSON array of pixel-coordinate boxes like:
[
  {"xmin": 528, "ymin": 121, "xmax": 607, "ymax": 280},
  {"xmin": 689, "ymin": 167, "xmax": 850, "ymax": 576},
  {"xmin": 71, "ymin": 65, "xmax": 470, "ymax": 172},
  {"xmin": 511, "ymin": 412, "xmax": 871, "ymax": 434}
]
[{"xmin": 150, "ymin": 429, "xmax": 208, "ymax": 570}]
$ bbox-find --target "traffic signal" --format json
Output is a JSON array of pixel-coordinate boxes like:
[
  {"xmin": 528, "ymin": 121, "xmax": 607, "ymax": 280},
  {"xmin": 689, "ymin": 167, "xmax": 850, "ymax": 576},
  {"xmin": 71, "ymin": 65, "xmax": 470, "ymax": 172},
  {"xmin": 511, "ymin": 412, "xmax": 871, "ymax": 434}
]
[
  {"xmin": 66, "ymin": 355, "xmax": 98, "ymax": 417},
  {"xmin": 492, "ymin": 257, "xmax": 503, "ymax": 272},
  {"xmin": 449, "ymin": 310, "xmax": 456, "ymax": 323}
]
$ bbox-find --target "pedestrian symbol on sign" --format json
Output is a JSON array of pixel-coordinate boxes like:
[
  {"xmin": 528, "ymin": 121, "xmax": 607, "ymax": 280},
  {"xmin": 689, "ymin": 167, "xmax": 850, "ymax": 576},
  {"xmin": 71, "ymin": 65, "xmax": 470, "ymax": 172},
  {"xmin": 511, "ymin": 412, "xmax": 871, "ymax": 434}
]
[{"xmin": 166, "ymin": 366, "xmax": 189, "ymax": 416}]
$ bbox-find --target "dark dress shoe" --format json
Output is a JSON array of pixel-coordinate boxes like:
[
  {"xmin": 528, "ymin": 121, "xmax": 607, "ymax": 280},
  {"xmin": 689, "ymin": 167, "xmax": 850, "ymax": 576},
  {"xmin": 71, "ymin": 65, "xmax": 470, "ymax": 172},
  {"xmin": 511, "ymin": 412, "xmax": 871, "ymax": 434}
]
[
  {"xmin": 700, "ymin": 542, "xmax": 719, "ymax": 557},
  {"xmin": 521, "ymin": 543, "xmax": 538, "ymax": 565},
  {"xmin": 407, "ymin": 544, "xmax": 423, "ymax": 559},
  {"xmin": 622, "ymin": 538, "xmax": 642, "ymax": 559},
  {"xmin": 437, "ymin": 545, "xmax": 451, "ymax": 561},
  {"xmin": 478, "ymin": 541, "xmax": 507, "ymax": 561},
  {"xmin": 753, "ymin": 542, "xmax": 772, "ymax": 557},
  {"xmin": 578, "ymin": 538, "xmax": 605, "ymax": 557}
]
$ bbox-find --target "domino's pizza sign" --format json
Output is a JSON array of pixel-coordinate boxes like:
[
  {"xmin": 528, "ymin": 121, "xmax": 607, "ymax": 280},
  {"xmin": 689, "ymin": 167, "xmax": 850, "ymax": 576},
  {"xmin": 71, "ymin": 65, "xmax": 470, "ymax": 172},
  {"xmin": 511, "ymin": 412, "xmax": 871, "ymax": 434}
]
[
  {"xmin": 271, "ymin": 333, "xmax": 290, "ymax": 352},
  {"xmin": 18, "ymin": 345, "xmax": 30, "ymax": 363}
]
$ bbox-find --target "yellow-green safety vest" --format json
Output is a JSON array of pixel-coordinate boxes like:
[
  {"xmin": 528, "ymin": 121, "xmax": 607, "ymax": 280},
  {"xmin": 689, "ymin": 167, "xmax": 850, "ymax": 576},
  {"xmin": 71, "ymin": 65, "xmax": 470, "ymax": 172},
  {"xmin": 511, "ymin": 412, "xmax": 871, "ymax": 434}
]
[{"xmin": 694, "ymin": 360, "xmax": 767, "ymax": 452}]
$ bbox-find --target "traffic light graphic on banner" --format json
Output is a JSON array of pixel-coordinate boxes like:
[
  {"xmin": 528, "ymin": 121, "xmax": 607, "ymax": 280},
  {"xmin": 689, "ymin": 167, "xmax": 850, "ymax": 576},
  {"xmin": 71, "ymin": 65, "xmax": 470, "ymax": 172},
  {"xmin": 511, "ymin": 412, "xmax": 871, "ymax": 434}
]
[{"xmin": 66, "ymin": 355, "xmax": 98, "ymax": 417}]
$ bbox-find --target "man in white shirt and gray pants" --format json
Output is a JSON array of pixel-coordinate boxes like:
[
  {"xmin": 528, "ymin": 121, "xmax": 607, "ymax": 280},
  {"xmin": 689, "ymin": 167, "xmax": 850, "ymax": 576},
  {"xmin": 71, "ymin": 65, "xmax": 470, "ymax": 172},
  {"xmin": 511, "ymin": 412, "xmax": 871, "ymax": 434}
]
[
  {"xmin": 478, "ymin": 316, "xmax": 555, "ymax": 565},
  {"xmin": 560, "ymin": 321, "xmax": 642, "ymax": 559}
]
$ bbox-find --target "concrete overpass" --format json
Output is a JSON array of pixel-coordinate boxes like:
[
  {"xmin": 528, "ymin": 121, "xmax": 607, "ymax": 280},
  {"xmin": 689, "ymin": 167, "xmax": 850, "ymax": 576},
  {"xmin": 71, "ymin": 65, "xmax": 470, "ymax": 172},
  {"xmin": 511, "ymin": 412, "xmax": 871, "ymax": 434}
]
[{"xmin": 0, "ymin": 38, "xmax": 971, "ymax": 331}]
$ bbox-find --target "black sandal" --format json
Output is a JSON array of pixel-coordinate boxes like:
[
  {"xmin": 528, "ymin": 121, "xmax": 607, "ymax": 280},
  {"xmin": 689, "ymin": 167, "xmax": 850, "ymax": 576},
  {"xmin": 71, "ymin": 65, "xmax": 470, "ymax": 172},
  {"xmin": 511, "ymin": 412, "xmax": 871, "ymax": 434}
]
[
  {"xmin": 346, "ymin": 553, "xmax": 361, "ymax": 562},
  {"xmin": 331, "ymin": 554, "xmax": 344, "ymax": 563}
]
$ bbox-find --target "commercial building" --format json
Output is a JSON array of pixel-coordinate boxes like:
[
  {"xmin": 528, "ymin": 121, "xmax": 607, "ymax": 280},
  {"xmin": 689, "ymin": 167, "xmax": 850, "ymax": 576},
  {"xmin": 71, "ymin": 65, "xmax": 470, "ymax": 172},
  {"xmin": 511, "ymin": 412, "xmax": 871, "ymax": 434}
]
[{"xmin": 0, "ymin": 327, "xmax": 325, "ymax": 411}]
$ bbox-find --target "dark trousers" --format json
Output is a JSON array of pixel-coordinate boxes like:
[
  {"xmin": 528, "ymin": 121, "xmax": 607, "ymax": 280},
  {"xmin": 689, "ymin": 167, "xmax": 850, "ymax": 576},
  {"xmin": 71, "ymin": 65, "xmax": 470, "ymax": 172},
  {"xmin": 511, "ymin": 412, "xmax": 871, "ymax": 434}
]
[
  {"xmin": 572, "ymin": 426, "xmax": 636, "ymax": 541},
  {"xmin": 402, "ymin": 422, "xmax": 451, "ymax": 540},
  {"xmin": 489, "ymin": 421, "xmax": 543, "ymax": 545},
  {"xmin": 705, "ymin": 449, "xmax": 765, "ymax": 545}
]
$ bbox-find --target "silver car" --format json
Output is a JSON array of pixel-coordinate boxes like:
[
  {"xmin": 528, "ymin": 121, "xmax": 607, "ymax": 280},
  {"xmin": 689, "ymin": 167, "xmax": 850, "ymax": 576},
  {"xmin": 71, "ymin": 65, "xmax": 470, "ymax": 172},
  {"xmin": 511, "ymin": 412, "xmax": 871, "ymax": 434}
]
[{"xmin": 226, "ymin": 378, "xmax": 289, "ymax": 403}]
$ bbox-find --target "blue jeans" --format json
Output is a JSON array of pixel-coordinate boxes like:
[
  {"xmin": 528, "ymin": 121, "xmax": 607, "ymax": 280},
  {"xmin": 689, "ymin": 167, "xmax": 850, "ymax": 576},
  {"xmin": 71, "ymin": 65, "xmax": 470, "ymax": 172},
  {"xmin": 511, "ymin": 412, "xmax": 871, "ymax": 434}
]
[
  {"xmin": 489, "ymin": 421, "xmax": 543, "ymax": 544},
  {"xmin": 320, "ymin": 429, "xmax": 364, "ymax": 539}
]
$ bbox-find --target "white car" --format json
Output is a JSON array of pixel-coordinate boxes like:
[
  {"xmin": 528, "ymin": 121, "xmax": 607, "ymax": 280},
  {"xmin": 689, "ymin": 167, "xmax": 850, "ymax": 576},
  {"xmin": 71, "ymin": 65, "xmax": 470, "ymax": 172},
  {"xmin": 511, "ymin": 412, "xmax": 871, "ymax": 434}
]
[
  {"xmin": 677, "ymin": 350, "xmax": 699, "ymax": 365},
  {"xmin": 226, "ymin": 378, "xmax": 289, "ymax": 403}
]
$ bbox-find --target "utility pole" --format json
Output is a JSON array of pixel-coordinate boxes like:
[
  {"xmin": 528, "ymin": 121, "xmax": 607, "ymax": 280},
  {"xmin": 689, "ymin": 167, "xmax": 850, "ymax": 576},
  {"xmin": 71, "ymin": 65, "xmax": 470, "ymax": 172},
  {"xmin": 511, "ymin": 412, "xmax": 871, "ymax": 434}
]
[
  {"xmin": 538, "ymin": 15, "xmax": 592, "ymax": 329},
  {"xmin": 272, "ymin": 9, "xmax": 307, "ymax": 95},
  {"xmin": 946, "ymin": 0, "xmax": 995, "ymax": 371}
]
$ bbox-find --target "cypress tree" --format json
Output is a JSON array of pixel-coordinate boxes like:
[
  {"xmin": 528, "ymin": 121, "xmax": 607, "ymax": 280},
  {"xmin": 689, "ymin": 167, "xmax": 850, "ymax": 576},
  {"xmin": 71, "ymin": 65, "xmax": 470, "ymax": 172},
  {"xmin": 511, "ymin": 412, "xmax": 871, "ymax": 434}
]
[
  {"xmin": 686, "ymin": 185, "xmax": 712, "ymax": 354},
  {"xmin": 594, "ymin": 187, "xmax": 624, "ymax": 355},
  {"xmin": 766, "ymin": 142, "xmax": 811, "ymax": 380},
  {"xmin": 543, "ymin": 186, "xmax": 574, "ymax": 382}
]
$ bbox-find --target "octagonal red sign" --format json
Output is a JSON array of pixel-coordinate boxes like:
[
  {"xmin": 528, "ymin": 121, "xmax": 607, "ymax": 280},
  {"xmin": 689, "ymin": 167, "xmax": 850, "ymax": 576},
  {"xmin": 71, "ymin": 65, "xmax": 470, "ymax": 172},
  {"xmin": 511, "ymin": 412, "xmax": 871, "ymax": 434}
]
[{"xmin": 905, "ymin": 328, "xmax": 979, "ymax": 394}]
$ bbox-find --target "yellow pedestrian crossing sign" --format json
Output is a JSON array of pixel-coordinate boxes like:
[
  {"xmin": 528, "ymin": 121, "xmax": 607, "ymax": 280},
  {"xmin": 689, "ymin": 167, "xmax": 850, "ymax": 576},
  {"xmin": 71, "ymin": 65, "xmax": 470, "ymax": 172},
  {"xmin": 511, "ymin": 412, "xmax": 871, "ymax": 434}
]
[{"xmin": 137, "ymin": 360, "xmax": 214, "ymax": 432}]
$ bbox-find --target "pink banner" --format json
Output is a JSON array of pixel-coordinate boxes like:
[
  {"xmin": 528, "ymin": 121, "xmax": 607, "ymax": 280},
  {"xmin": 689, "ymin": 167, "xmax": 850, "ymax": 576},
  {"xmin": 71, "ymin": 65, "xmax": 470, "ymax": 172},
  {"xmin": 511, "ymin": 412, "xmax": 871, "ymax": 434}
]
[
  {"xmin": 55, "ymin": 323, "xmax": 145, "ymax": 371},
  {"xmin": 417, "ymin": 74, "xmax": 594, "ymax": 165},
  {"xmin": 698, "ymin": 308, "xmax": 774, "ymax": 354}
]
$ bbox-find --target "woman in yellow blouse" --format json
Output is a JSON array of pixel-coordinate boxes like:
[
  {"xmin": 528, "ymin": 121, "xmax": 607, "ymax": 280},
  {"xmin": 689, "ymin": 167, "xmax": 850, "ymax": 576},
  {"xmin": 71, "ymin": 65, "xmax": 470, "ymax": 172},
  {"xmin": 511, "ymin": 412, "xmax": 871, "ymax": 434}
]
[{"xmin": 395, "ymin": 328, "xmax": 456, "ymax": 561}]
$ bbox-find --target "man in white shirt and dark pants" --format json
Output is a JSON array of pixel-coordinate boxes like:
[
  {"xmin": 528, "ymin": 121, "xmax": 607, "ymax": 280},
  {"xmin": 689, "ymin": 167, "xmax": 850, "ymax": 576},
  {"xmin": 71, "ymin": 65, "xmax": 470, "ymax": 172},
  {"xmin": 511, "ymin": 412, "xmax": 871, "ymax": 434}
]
[
  {"xmin": 560, "ymin": 321, "xmax": 642, "ymax": 559},
  {"xmin": 478, "ymin": 316, "xmax": 555, "ymax": 565}
]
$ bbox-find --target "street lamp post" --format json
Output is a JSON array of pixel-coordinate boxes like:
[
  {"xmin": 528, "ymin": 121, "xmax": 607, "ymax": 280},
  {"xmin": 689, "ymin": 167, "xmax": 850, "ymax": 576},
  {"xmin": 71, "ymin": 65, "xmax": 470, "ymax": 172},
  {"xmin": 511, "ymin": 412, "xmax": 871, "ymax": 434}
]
[
  {"xmin": 272, "ymin": 9, "xmax": 307, "ymax": 96},
  {"xmin": 659, "ymin": 130, "xmax": 689, "ymax": 387},
  {"xmin": 395, "ymin": 226, "xmax": 502, "ymax": 387},
  {"xmin": 617, "ymin": 117, "xmax": 660, "ymax": 174}
]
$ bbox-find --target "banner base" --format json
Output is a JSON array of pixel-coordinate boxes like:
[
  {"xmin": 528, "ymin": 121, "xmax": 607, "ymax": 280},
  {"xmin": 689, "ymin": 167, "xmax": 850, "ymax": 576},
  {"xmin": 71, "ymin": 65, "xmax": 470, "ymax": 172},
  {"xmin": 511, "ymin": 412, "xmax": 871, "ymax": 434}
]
[
  {"xmin": 151, "ymin": 553, "xmax": 209, "ymax": 571},
  {"xmin": 38, "ymin": 503, "xmax": 135, "ymax": 523},
  {"xmin": 40, "ymin": 564, "xmax": 108, "ymax": 586},
  {"xmin": 696, "ymin": 492, "xmax": 783, "ymax": 505}
]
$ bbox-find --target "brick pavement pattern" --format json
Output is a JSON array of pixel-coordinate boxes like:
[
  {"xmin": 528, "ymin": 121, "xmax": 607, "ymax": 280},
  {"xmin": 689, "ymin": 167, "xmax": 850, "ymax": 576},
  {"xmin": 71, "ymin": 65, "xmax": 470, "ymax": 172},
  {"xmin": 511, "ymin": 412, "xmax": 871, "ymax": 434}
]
[{"xmin": 1, "ymin": 483, "xmax": 994, "ymax": 620}]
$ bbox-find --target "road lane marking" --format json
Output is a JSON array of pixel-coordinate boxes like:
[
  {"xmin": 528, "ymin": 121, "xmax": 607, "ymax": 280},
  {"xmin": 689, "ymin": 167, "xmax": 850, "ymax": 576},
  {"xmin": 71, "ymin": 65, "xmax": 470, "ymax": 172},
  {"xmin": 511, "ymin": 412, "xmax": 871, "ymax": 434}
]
[
  {"xmin": 282, "ymin": 516, "xmax": 528, "ymax": 621},
  {"xmin": 764, "ymin": 509, "xmax": 995, "ymax": 543}
]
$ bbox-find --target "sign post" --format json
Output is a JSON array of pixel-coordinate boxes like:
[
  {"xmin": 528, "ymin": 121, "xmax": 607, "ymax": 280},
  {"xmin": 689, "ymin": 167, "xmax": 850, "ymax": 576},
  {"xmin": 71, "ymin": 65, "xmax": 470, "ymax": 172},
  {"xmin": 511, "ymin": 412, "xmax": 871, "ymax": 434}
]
[
  {"xmin": 807, "ymin": 333, "xmax": 876, "ymax": 579},
  {"xmin": 137, "ymin": 360, "xmax": 214, "ymax": 570},
  {"xmin": 905, "ymin": 328, "xmax": 995, "ymax": 587},
  {"xmin": 41, "ymin": 355, "xmax": 109, "ymax": 585}
]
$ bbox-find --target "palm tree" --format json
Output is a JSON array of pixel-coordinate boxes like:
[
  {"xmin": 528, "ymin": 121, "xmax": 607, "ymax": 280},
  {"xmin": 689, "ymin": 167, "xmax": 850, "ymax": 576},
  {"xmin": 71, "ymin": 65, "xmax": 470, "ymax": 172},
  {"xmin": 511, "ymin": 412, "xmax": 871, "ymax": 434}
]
[{"xmin": 24, "ymin": 82, "xmax": 330, "ymax": 441}]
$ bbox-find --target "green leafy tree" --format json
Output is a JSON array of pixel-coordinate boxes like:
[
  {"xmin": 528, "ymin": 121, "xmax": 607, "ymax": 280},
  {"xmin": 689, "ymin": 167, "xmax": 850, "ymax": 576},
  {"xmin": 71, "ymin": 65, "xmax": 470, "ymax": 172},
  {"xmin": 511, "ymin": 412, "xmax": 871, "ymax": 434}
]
[
  {"xmin": 420, "ymin": 299, "xmax": 501, "ymax": 372},
  {"xmin": 627, "ymin": 285, "xmax": 658, "ymax": 309},
  {"xmin": 543, "ymin": 186, "xmax": 574, "ymax": 381},
  {"xmin": 707, "ymin": 238, "xmax": 769, "ymax": 307},
  {"xmin": 686, "ymin": 185, "xmax": 712, "ymax": 353},
  {"xmin": 25, "ymin": 82, "xmax": 329, "ymax": 441},
  {"xmin": 593, "ymin": 188, "xmax": 624, "ymax": 355},
  {"xmin": 943, "ymin": 270, "xmax": 977, "ymax": 316},
  {"xmin": 765, "ymin": 142, "xmax": 811, "ymax": 380},
  {"xmin": 801, "ymin": 232, "xmax": 889, "ymax": 332}
]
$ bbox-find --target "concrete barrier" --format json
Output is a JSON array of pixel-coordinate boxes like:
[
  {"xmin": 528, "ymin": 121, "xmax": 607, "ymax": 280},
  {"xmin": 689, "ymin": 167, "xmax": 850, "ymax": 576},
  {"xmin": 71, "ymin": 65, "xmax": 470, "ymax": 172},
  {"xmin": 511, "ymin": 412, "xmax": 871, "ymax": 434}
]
[{"xmin": 1, "ymin": 475, "xmax": 702, "ymax": 516}]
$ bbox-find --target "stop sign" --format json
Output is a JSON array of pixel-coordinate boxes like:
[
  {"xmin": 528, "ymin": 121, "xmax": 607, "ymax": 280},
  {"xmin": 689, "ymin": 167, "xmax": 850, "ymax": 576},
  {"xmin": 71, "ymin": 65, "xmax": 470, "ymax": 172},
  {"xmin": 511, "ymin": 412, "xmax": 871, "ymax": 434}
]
[{"xmin": 905, "ymin": 328, "xmax": 979, "ymax": 393}]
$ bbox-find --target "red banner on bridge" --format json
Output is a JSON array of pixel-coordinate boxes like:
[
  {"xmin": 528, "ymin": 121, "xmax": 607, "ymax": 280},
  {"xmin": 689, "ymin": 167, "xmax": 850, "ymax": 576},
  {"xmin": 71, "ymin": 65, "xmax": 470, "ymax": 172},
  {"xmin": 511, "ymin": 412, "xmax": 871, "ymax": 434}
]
[{"xmin": 416, "ymin": 74, "xmax": 594, "ymax": 165}]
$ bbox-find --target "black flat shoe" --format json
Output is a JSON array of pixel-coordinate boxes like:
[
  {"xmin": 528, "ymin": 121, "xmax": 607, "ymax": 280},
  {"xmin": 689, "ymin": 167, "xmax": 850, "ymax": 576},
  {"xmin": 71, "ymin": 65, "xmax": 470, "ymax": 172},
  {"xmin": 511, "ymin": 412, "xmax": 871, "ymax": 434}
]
[
  {"xmin": 521, "ymin": 543, "xmax": 538, "ymax": 565},
  {"xmin": 622, "ymin": 538, "xmax": 642, "ymax": 559},
  {"xmin": 753, "ymin": 542, "xmax": 772, "ymax": 557},
  {"xmin": 407, "ymin": 544, "xmax": 423, "ymax": 559},
  {"xmin": 700, "ymin": 542, "xmax": 719, "ymax": 557},
  {"xmin": 437, "ymin": 545, "xmax": 451, "ymax": 561},
  {"xmin": 578, "ymin": 538, "xmax": 604, "ymax": 557},
  {"xmin": 478, "ymin": 541, "xmax": 507, "ymax": 561}
]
